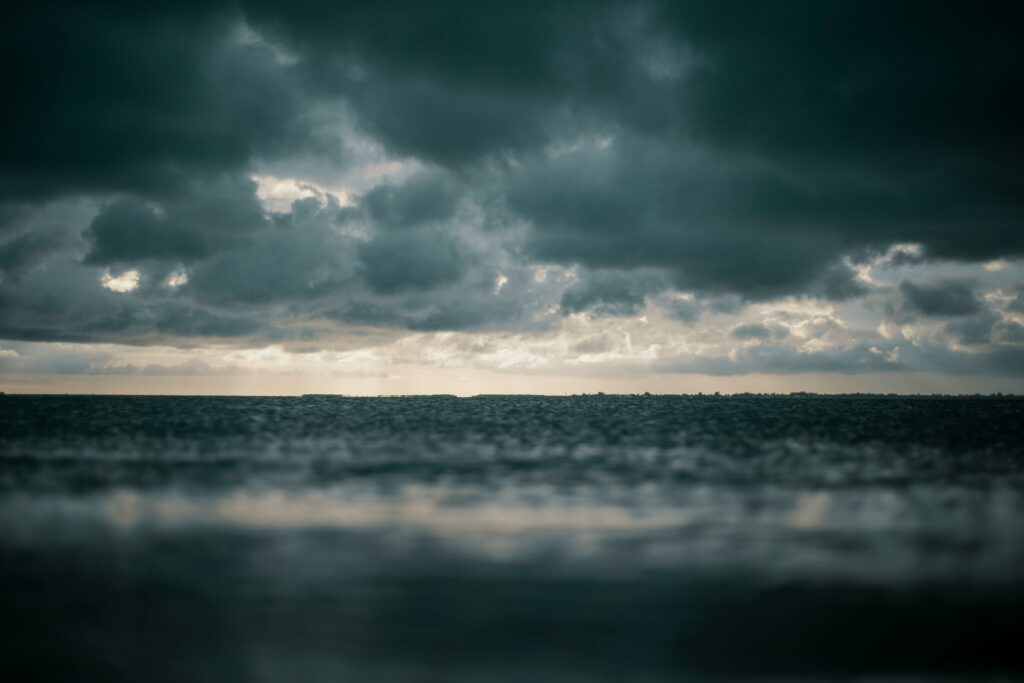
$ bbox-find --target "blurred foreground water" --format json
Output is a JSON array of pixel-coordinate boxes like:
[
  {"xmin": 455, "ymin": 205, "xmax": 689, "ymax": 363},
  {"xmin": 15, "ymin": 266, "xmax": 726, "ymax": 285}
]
[{"xmin": 1, "ymin": 395, "xmax": 1023, "ymax": 682}]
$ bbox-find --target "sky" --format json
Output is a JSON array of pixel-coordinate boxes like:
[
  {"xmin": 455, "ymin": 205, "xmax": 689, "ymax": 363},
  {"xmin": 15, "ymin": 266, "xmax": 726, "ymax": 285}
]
[{"xmin": 2, "ymin": 1, "xmax": 1023, "ymax": 395}]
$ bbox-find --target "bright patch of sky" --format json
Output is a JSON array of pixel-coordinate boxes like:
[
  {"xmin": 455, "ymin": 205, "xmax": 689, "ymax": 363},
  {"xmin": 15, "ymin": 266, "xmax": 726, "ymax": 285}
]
[{"xmin": 100, "ymin": 269, "xmax": 140, "ymax": 293}]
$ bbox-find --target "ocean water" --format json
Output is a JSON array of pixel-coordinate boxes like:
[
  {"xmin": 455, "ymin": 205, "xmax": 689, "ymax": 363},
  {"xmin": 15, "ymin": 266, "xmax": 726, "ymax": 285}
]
[{"xmin": 1, "ymin": 394, "xmax": 1022, "ymax": 682}]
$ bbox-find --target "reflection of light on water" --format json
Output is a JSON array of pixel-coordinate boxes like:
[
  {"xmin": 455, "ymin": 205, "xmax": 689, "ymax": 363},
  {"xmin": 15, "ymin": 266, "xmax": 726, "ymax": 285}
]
[
  {"xmin": 126, "ymin": 487, "xmax": 698, "ymax": 534},
  {"xmin": 787, "ymin": 492, "xmax": 830, "ymax": 529},
  {"xmin": 4, "ymin": 486, "xmax": 698, "ymax": 563},
  {"xmin": 3, "ymin": 482, "xmax": 1024, "ymax": 582},
  {"xmin": 103, "ymin": 491, "xmax": 142, "ymax": 529}
]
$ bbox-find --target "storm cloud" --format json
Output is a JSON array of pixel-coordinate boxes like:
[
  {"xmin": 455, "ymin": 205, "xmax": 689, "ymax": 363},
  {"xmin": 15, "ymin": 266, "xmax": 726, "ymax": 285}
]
[
  {"xmin": 898, "ymin": 279, "xmax": 983, "ymax": 318},
  {"xmin": 2, "ymin": 1, "xmax": 1023, "ymax": 381}
]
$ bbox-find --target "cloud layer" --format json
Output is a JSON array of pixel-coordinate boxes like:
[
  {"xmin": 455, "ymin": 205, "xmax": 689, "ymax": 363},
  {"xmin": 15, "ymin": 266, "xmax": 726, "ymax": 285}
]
[{"xmin": 2, "ymin": 1, "xmax": 1023, "ymax": 383}]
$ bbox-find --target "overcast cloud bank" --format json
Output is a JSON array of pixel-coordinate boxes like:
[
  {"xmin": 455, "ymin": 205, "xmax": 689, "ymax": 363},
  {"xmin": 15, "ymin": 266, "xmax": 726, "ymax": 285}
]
[{"xmin": 3, "ymin": 1, "xmax": 1022, "ymax": 388}]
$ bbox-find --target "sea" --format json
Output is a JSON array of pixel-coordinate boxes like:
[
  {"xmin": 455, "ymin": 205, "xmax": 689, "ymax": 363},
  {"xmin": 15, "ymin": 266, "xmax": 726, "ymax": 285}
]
[{"xmin": 1, "ymin": 394, "xmax": 1022, "ymax": 682}]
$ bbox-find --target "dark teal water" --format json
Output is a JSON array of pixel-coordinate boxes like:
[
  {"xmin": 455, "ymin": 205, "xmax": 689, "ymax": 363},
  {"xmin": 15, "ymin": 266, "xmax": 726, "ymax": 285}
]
[{"xmin": 2, "ymin": 395, "xmax": 1023, "ymax": 682}]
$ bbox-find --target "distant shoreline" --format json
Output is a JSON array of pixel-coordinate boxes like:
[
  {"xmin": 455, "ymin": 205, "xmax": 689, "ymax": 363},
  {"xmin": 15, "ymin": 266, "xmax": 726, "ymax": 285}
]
[{"xmin": 1, "ymin": 392, "xmax": 1022, "ymax": 400}]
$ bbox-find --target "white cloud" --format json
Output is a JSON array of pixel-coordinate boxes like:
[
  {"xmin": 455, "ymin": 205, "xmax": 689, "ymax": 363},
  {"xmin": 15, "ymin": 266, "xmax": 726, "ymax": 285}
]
[
  {"xmin": 100, "ymin": 269, "xmax": 140, "ymax": 293},
  {"xmin": 494, "ymin": 274, "xmax": 509, "ymax": 294},
  {"xmin": 166, "ymin": 270, "xmax": 189, "ymax": 288},
  {"xmin": 252, "ymin": 174, "xmax": 353, "ymax": 213}
]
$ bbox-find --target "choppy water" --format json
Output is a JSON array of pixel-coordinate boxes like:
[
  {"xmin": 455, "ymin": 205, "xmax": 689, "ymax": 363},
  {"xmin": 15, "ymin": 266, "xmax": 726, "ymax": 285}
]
[{"xmin": 1, "ymin": 395, "xmax": 1022, "ymax": 682}]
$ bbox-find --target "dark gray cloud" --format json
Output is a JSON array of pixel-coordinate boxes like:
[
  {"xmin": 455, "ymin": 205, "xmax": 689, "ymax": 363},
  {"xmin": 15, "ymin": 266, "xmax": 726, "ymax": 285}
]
[
  {"xmin": 239, "ymin": 1, "xmax": 632, "ymax": 166},
  {"xmin": 560, "ymin": 269, "xmax": 668, "ymax": 316},
  {"xmin": 0, "ymin": 180, "xmax": 553, "ymax": 343},
  {"xmin": 731, "ymin": 323, "xmax": 772, "ymax": 341},
  {"xmin": 360, "ymin": 175, "xmax": 460, "ymax": 230},
  {"xmin": 0, "ymin": 341, "xmax": 112, "ymax": 375},
  {"xmin": 995, "ymin": 321, "xmax": 1024, "ymax": 345},
  {"xmin": 881, "ymin": 247, "xmax": 927, "ymax": 269},
  {"xmin": 0, "ymin": 204, "xmax": 30, "ymax": 236},
  {"xmin": 944, "ymin": 312, "xmax": 1000, "ymax": 347},
  {"xmin": 0, "ymin": 267, "xmax": 263, "ymax": 344},
  {"xmin": 0, "ymin": 238, "xmax": 267, "ymax": 343},
  {"xmin": 243, "ymin": 0, "xmax": 1022, "ymax": 297},
  {"xmin": 655, "ymin": 338, "xmax": 1024, "ymax": 378},
  {"xmin": 1009, "ymin": 289, "xmax": 1024, "ymax": 316},
  {"xmin": 509, "ymin": 131, "xmax": 1021, "ymax": 299},
  {"xmin": 358, "ymin": 229, "xmax": 465, "ymax": 295},
  {"xmin": 899, "ymin": 343, "xmax": 1024, "ymax": 378},
  {"xmin": 815, "ymin": 263, "xmax": 869, "ymax": 301},
  {"xmin": 2, "ymin": 0, "xmax": 1023, "ymax": 379},
  {"xmin": 899, "ymin": 279, "xmax": 982, "ymax": 318},
  {"xmin": 0, "ymin": 226, "xmax": 72, "ymax": 281},
  {"xmin": 1, "ymin": 2, "xmax": 336, "ymax": 201},
  {"xmin": 85, "ymin": 175, "xmax": 268, "ymax": 266},
  {"xmin": 661, "ymin": 342, "xmax": 904, "ymax": 376},
  {"xmin": 186, "ymin": 194, "xmax": 355, "ymax": 308},
  {"xmin": 664, "ymin": 297, "xmax": 700, "ymax": 324},
  {"xmin": 570, "ymin": 336, "xmax": 613, "ymax": 355}
]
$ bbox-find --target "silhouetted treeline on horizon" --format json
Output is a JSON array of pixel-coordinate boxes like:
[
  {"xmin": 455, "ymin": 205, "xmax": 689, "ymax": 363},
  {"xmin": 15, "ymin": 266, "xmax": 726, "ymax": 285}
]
[
  {"xmin": 1, "ymin": 391, "xmax": 1019, "ymax": 400},
  {"xmin": 296, "ymin": 392, "xmax": 1024, "ymax": 400}
]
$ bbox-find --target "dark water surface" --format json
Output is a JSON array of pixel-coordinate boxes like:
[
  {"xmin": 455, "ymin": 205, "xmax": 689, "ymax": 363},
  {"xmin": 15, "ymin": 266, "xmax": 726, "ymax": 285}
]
[{"xmin": 2, "ymin": 395, "xmax": 1023, "ymax": 682}]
